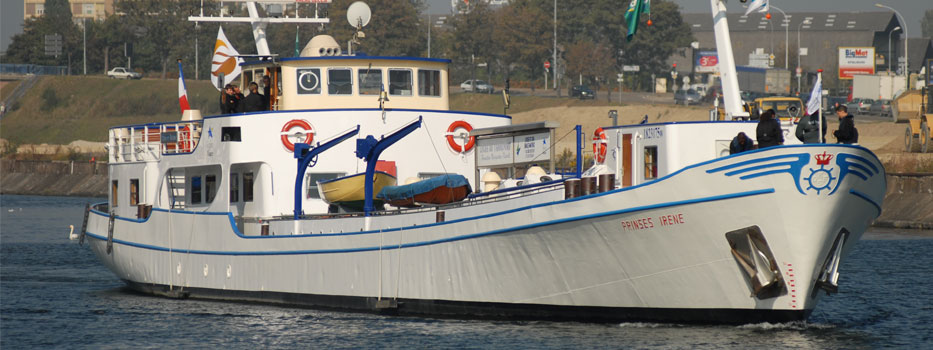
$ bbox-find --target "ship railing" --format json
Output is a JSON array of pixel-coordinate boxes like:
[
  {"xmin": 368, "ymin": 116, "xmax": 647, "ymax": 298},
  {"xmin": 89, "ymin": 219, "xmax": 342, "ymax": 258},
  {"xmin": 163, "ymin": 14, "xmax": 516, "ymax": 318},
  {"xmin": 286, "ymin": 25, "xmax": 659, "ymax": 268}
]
[{"xmin": 108, "ymin": 121, "xmax": 203, "ymax": 163}]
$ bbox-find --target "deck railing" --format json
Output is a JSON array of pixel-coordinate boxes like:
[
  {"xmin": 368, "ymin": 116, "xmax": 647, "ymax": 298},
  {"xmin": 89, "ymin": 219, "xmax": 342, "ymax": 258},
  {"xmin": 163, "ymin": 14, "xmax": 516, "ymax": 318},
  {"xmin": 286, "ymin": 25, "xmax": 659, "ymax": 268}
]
[{"xmin": 108, "ymin": 121, "xmax": 203, "ymax": 163}]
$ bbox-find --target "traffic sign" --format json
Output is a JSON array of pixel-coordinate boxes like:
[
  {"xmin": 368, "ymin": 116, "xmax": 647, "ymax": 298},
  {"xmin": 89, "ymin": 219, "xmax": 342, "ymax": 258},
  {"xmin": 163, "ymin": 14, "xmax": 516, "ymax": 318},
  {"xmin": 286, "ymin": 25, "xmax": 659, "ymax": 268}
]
[
  {"xmin": 622, "ymin": 65, "xmax": 640, "ymax": 72},
  {"xmin": 544, "ymin": 61, "xmax": 551, "ymax": 69},
  {"xmin": 795, "ymin": 66, "xmax": 802, "ymax": 77}
]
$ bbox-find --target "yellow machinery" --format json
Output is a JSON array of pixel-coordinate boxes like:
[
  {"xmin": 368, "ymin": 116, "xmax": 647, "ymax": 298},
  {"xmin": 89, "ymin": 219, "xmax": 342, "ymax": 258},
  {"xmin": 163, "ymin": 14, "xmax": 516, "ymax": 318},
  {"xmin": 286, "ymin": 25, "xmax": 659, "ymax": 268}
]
[{"xmin": 898, "ymin": 89, "xmax": 931, "ymax": 153}]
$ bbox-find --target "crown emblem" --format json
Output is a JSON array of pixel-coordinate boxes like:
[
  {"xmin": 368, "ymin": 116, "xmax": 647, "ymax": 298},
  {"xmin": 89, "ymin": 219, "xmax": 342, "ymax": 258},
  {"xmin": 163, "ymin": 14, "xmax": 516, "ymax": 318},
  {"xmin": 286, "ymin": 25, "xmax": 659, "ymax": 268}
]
[{"xmin": 815, "ymin": 151, "xmax": 834, "ymax": 165}]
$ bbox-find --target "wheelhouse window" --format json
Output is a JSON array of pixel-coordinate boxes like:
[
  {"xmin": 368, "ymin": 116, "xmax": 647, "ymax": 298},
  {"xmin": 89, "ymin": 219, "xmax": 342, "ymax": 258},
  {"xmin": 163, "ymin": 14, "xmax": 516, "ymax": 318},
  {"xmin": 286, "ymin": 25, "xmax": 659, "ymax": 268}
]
[
  {"xmin": 327, "ymin": 69, "xmax": 352, "ymax": 95},
  {"xmin": 190, "ymin": 176, "xmax": 202, "ymax": 205},
  {"xmin": 358, "ymin": 69, "xmax": 383, "ymax": 95},
  {"xmin": 306, "ymin": 173, "xmax": 346, "ymax": 199},
  {"xmin": 418, "ymin": 69, "xmax": 441, "ymax": 97},
  {"xmin": 389, "ymin": 69, "xmax": 412, "ymax": 96},
  {"xmin": 296, "ymin": 68, "xmax": 321, "ymax": 95},
  {"xmin": 111, "ymin": 180, "xmax": 118, "ymax": 207},
  {"xmin": 243, "ymin": 172, "xmax": 255, "ymax": 202},
  {"xmin": 644, "ymin": 146, "xmax": 658, "ymax": 180},
  {"xmin": 205, "ymin": 175, "xmax": 217, "ymax": 203},
  {"xmin": 130, "ymin": 179, "xmax": 139, "ymax": 206},
  {"xmin": 230, "ymin": 173, "xmax": 239, "ymax": 203},
  {"xmin": 221, "ymin": 127, "xmax": 241, "ymax": 142}
]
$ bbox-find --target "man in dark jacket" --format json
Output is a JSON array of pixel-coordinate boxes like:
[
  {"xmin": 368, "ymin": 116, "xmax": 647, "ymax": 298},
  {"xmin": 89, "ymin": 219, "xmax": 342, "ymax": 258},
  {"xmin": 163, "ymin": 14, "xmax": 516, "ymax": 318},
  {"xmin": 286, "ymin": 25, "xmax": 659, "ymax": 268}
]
[
  {"xmin": 730, "ymin": 132, "xmax": 755, "ymax": 154},
  {"xmin": 833, "ymin": 105, "xmax": 858, "ymax": 144},
  {"xmin": 221, "ymin": 84, "xmax": 238, "ymax": 114},
  {"xmin": 240, "ymin": 82, "xmax": 264, "ymax": 112},
  {"xmin": 795, "ymin": 111, "xmax": 827, "ymax": 144},
  {"xmin": 261, "ymin": 75, "xmax": 272, "ymax": 110},
  {"xmin": 756, "ymin": 109, "xmax": 784, "ymax": 148}
]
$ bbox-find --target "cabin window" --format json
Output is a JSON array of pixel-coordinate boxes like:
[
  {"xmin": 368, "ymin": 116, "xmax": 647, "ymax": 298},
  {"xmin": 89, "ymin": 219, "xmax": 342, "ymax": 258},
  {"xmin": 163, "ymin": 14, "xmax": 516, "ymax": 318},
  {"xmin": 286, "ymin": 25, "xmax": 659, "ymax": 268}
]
[
  {"xmin": 221, "ymin": 127, "xmax": 241, "ymax": 142},
  {"xmin": 111, "ymin": 180, "xmax": 118, "ymax": 207},
  {"xmin": 389, "ymin": 69, "xmax": 412, "ymax": 96},
  {"xmin": 327, "ymin": 69, "xmax": 352, "ymax": 95},
  {"xmin": 306, "ymin": 173, "xmax": 346, "ymax": 199},
  {"xmin": 205, "ymin": 175, "xmax": 217, "ymax": 203},
  {"xmin": 243, "ymin": 172, "xmax": 255, "ymax": 202},
  {"xmin": 644, "ymin": 146, "xmax": 658, "ymax": 180},
  {"xmin": 190, "ymin": 176, "xmax": 202, "ymax": 204},
  {"xmin": 358, "ymin": 69, "xmax": 383, "ymax": 95},
  {"xmin": 296, "ymin": 68, "xmax": 321, "ymax": 94},
  {"xmin": 130, "ymin": 179, "xmax": 139, "ymax": 206},
  {"xmin": 418, "ymin": 172, "xmax": 446, "ymax": 180},
  {"xmin": 230, "ymin": 173, "xmax": 239, "ymax": 203},
  {"xmin": 418, "ymin": 69, "xmax": 441, "ymax": 97}
]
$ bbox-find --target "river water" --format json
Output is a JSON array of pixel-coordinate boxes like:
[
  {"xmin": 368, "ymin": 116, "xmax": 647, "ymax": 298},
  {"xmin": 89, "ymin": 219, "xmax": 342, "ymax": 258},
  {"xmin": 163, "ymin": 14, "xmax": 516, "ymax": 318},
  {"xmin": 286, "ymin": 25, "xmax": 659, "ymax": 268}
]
[{"xmin": 2, "ymin": 194, "xmax": 931, "ymax": 349}]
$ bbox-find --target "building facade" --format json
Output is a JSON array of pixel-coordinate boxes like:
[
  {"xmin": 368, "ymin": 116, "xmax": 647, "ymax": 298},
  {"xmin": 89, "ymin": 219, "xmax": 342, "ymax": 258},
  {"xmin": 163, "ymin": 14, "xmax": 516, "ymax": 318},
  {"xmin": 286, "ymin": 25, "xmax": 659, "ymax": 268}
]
[{"xmin": 24, "ymin": 0, "xmax": 114, "ymax": 23}]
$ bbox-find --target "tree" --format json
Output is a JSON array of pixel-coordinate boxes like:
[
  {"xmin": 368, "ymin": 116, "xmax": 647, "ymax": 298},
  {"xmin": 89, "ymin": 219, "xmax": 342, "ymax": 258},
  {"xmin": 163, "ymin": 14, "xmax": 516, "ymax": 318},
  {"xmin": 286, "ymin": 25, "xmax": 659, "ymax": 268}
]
[
  {"xmin": 448, "ymin": 1, "xmax": 496, "ymax": 92},
  {"xmin": 620, "ymin": 0, "xmax": 694, "ymax": 91},
  {"xmin": 564, "ymin": 40, "xmax": 613, "ymax": 90},
  {"xmin": 923, "ymin": 10, "xmax": 933, "ymax": 39},
  {"xmin": 116, "ymin": 0, "xmax": 203, "ymax": 78},
  {"xmin": 2, "ymin": 0, "xmax": 78, "ymax": 71},
  {"xmin": 494, "ymin": 0, "xmax": 552, "ymax": 91},
  {"xmin": 324, "ymin": 0, "xmax": 426, "ymax": 56}
]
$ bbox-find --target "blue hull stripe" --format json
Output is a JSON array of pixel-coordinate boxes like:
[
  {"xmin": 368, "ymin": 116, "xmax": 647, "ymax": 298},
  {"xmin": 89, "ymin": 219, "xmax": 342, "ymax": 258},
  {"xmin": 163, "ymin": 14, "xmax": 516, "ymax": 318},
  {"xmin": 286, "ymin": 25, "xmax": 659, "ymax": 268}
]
[
  {"xmin": 85, "ymin": 189, "xmax": 774, "ymax": 256},
  {"xmin": 849, "ymin": 189, "xmax": 882, "ymax": 215}
]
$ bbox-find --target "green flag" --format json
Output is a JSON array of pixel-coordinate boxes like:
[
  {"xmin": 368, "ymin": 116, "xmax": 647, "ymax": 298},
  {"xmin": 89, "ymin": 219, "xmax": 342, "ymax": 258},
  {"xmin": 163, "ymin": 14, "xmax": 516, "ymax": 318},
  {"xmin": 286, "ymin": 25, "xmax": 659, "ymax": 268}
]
[
  {"xmin": 624, "ymin": 0, "xmax": 650, "ymax": 42},
  {"xmin": 295, "ymin": 25, "xmax": 300, "ymax": 57}
]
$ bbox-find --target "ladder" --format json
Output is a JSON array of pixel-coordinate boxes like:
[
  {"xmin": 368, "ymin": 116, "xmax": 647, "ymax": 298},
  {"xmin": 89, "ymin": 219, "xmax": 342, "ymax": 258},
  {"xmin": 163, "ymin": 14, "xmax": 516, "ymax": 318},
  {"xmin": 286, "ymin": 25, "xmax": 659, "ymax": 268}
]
[{"xmin": 167, "ymin": 170, "xmax": 186, "ymax": 209}]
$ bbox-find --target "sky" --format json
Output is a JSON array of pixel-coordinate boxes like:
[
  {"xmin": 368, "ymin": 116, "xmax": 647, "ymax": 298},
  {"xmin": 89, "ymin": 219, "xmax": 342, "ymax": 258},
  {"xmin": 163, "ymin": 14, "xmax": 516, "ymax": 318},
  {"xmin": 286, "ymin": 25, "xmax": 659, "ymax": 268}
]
[{"xmin": 2, "ymin": 0, "xmax": 929, "ymax": 55}]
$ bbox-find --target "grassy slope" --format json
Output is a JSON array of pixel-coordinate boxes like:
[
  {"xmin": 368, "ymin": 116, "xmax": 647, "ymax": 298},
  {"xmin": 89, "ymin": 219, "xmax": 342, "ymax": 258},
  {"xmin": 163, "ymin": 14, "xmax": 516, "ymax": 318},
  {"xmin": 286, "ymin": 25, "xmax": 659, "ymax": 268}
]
[
  {"xmin": 1, "ymin": 76, "xmax": 613, "ymax": 144},
  {"xmin": 1, "ymin": 76, "xmax": 222, "ymax": 144}
]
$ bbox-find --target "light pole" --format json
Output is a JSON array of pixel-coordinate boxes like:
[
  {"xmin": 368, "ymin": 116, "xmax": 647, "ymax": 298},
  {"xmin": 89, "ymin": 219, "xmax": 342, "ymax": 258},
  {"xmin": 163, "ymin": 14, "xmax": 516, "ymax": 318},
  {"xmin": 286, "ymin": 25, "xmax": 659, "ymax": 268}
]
[
  {"xmin": 770, "ymin": 5, "xmax": 789, "ymax": 70},
  {"xmin": 888, "ymin": 26, "xmax": 901, "ymax": 73},
  {"xmin": 797, "ymin": 19, "xmax": 811, "ymax": 94},
  {"xmin": 553, "ymin": 0, "xmax": 558, "ymax": 93},
  {"xmin": 875, "ymin": 3, "xmax": 908, "ymax": 78}
]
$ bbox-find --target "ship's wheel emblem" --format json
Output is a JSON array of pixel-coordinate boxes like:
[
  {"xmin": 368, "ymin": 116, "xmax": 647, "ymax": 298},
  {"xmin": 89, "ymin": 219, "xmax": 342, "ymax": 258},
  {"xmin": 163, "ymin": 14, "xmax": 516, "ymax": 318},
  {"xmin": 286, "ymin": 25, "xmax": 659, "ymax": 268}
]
[{"xmin": 804, "ymin": 152, "xmax": 837, "ymax": 195}]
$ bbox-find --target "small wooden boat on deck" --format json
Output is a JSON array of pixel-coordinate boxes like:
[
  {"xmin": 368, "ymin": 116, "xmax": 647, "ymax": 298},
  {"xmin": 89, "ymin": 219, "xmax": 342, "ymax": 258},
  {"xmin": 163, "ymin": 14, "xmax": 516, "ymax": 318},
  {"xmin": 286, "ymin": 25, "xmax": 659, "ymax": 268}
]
[
  {"xmin": 317, "ymin": 171, "xmax": 397, "ymax": 207},
  {"xmin": 376, "ymin": 174, "xmax": 472, "ymax": 207}
]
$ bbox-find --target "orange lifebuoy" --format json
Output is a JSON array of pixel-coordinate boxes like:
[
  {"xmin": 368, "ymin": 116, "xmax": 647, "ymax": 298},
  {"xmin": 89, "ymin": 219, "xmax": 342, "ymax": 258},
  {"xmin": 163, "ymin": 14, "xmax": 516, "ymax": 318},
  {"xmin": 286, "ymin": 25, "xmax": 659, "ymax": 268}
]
[
  {"xmin": 281, "ymin": 119, "xmax": 314, "ymax": 152},
  {"xmin": 446, "ymin": 120, "xmax": 475, "ymax": 153},
  {"xmin": 593, "ymin": 127, "xmax": 608, "ymax": 163}
]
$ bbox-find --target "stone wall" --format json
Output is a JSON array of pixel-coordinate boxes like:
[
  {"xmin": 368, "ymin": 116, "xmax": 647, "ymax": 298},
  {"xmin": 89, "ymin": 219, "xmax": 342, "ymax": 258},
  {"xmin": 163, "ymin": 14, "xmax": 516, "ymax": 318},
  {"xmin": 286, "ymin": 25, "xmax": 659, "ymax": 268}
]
[
  {"xmin": 0, "ymin": 159, "xmax": 107, "ymax": 197},
  {"xmin": 876, "ymin": 173, "xmax": 933, "ymax": 229}
]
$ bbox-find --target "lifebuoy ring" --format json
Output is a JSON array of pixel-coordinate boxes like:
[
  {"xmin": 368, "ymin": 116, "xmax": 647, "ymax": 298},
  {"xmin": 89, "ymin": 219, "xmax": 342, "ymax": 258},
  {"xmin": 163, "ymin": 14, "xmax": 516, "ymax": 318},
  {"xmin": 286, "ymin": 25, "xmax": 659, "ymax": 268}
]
[
  {"xmin": 446, "ymin": 120, "xmax": 475, "ymax": 153},
  {"xmin": 281, "ymin": 119, "xmax": 314, "ymax": 152},
  {"xmin": 593, "ymin": 127, "xmax": 608, "ymax": 163}
]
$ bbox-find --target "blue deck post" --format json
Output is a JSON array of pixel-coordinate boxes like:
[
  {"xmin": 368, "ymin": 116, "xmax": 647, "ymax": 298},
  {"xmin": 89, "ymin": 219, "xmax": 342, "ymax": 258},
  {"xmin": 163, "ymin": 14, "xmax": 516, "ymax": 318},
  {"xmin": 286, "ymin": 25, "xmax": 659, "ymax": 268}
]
[
  {"xmin": 293, "ymin": 126, "xmax": 360, "ymax": 220},
  {"xmin": 357, "ymin": 117, "xmax": 423, "ymax": 216},
  {"xmin": 576, "ymin": 125, "xmax": 582, "ymax": 177}
]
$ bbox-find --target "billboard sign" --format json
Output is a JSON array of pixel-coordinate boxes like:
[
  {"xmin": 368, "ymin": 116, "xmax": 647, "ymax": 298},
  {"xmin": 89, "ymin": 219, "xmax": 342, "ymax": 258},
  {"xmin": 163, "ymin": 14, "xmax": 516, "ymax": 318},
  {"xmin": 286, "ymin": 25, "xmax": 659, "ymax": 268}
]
[
  {"xmin": 695, "ymin": 51, "xmax": 719, "ymax": 73},
  {"xmin": 838, "ymin": 47, "xmax": 875, "ymax": 79}
]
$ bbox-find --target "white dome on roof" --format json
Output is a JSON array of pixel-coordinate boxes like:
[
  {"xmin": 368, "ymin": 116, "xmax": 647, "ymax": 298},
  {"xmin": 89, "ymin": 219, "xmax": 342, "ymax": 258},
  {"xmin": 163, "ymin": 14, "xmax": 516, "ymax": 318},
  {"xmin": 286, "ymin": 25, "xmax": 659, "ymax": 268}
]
[{"xmin": 301, "ymin": 35, "xmax": 342, "ymax": 57}]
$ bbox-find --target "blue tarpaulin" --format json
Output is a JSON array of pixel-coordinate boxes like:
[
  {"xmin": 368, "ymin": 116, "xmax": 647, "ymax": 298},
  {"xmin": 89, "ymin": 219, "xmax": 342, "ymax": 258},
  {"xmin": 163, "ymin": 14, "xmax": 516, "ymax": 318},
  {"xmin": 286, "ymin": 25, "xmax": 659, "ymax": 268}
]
[{"xmin": 376, "ymin": 174, "xmax": 471, "ymax": 202}]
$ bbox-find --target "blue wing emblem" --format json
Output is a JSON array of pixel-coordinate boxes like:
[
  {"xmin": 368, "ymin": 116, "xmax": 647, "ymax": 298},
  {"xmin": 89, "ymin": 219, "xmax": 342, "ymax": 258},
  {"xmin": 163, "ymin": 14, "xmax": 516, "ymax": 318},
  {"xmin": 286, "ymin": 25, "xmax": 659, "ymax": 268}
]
[
  {"xmin": 828, "ymin": 153, "xmax": 880, "ymax": 195},
  {"xmin": 707, "ymin": 154, "xmax": 811, "ymax": 194}
]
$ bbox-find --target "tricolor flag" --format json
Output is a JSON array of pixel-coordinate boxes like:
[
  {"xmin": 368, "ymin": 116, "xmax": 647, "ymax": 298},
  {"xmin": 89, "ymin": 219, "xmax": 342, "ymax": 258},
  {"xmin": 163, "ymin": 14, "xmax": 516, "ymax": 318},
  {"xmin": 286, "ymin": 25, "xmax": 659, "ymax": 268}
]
[
  {"xmin": 624, "ymin": 0, "xmax": 650, "ymax": 42},
  {"xmin": 211, "ymin": 26, "xmax": 242, "ymax": 90},
  {"xmin": 177, "ymin": 60, "xmax": 190, "ymax": 112},
  {"xmin": 744, "ymin": 0, "xmax": 769, "ymax": 16},
  {"xmin": 806, "ymin": 73, "xmax": 822, "ymax": 116}
]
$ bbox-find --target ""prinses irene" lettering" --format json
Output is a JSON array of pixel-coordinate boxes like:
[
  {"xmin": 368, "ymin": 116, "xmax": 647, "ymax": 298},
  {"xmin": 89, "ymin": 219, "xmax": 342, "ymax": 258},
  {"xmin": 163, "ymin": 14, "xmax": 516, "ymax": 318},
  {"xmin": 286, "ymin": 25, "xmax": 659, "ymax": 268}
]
[{"xmin": 620, "ymin": 213, "xmax": 685, "ymax": 231}]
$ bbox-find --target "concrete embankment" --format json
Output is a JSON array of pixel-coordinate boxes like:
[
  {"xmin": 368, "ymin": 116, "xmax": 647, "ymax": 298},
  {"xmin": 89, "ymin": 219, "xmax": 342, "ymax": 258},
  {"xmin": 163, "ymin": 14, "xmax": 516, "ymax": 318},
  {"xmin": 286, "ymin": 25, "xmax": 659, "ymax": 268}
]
[
  {"xmin": 1, "ymin": 159, "xmax": 930, "ymax": 227},
  {"xmin": 1, "ymin": 159, "xmax": 107, "ymax": 198}
]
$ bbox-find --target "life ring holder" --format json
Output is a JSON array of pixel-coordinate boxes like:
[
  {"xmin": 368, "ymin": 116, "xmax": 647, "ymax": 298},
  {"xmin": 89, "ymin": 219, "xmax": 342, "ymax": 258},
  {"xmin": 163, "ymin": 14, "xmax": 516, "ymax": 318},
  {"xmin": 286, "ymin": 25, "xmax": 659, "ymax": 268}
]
[
  {"xmin": 446, "ymin": 120, "xmax": 475, "ymax": 153},
  {"xmin": 281, "ymin": 119, "xmax": 315, "ymax": 152},
  {"xmin": 593, "ymin": 127, "xmax": 608, "ymax": 163}
]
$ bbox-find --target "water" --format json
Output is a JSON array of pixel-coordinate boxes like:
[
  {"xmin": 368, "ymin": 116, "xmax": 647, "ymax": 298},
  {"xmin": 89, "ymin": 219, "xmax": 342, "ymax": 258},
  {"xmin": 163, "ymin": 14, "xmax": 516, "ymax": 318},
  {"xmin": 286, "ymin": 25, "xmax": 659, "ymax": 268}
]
[{"xmin": 2, "ymin": 194, "xmax": 932, "ymax": 349}]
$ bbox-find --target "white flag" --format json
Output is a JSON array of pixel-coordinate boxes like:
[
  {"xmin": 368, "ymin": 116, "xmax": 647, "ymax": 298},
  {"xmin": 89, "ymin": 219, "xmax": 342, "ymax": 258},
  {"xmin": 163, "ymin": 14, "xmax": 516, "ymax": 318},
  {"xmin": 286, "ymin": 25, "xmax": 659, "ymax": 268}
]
[
  {"xmin": 806, "ymin": 74, "xmax": 822, "ymax": 116},
  {"xmin": 744, "ymin": 0, "xmax": 769, "ymax": 16},
  {"xmin": 211, "ymin": 26, "xmax": 242, "ymax": 91}
]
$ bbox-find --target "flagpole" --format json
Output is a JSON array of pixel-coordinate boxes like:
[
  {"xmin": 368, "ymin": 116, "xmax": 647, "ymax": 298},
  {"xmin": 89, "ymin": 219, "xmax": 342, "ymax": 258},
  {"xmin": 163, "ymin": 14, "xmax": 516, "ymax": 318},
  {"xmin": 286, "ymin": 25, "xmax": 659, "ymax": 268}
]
[{"xmin": 818, "ymin": 69, "xmax": 823, "ymax": 143}]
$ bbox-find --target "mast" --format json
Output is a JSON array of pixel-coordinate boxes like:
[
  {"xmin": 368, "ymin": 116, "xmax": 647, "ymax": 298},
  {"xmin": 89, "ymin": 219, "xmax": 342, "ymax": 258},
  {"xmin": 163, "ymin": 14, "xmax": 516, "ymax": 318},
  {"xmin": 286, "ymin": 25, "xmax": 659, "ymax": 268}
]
[
  {"xmin": 710, "ymin": 0, "xmax": 748, "ymax": 120},
  {"xmin": 189, "ymin": 0, "xmax": 330, "ymax": 55}
]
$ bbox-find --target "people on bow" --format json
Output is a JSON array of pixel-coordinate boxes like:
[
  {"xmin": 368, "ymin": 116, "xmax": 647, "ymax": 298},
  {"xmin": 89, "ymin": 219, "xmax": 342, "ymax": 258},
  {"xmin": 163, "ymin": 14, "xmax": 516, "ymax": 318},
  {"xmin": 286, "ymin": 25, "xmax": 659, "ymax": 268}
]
[
  {"xmin": 240, "ymin": 82, "xmax": 265, "ymax": 112},
  {"xmin": 795, "ymin": 111, "xmax": 827, "ymax": 144},
  {"xmin": 756, "ymin": 109, "xmax": 783, "ymax": 148}
]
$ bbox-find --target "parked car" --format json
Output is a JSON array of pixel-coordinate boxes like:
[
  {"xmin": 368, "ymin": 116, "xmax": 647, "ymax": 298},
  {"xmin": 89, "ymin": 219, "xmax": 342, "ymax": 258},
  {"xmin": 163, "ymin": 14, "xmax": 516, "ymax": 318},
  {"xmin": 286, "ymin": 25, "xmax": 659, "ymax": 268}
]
[
  {"xmin": 568, "ymin": 85, "xmax": 595, "ymax": 99},
  {"xmin": 106, "ymin": 67, "xmax": 141, "ymax": 79},
  {"xmin": 673, "ymin": 89, "xmax": 701, "ymax": 105},
  {"xmin": 844, "ymin": 98, "xmax": 863, "ymax": 115},
  {"xmin": 460, "ymin": 80, "xmax": 494, "ymax": 93},
  {"xmin": 869, "ymin": 99, "xmax": 892, "ymax": 116},
  {"xmin": 856, "ymin": 99, "xmax": 874, "ymax": 114}
]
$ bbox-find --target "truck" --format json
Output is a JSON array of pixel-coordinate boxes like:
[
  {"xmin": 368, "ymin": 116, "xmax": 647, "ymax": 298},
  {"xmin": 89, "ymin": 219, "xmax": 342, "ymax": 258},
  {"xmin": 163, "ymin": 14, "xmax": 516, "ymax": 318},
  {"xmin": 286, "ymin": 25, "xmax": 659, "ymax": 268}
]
[
  {"xmin": 735, "ymin": 66, "xmax": 791, "ymax": 95},
  {"xmin": 106, "ymin": 67, "xmax": 141, "ymax": 80},
  {"xmin": 852, "ymin": 74, "xmax": 906, "ymax": 101}
]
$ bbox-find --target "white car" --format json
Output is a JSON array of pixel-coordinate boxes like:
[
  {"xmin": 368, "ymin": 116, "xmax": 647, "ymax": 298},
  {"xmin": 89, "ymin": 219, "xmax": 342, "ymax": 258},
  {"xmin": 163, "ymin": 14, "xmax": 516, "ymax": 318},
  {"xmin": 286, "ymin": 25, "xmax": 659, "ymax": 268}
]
[
  {"xmin": 460, "ymin": 80, "xmax": 494, "ymax": 93},
  {"xmin": 107, "ymin": 67, "xmax": 141, "ymax": 79}
]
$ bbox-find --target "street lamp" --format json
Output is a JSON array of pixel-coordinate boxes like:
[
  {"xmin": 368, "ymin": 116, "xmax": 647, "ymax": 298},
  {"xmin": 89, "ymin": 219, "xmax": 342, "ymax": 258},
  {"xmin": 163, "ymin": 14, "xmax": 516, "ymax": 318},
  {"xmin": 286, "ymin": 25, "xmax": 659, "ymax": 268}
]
[
  {"xmin": 875, "ymin": 3, "xmax": 908, "ymax": 78},
  {"xmin": 797, "ymin": 19, "xmax": 811, "ymax": 94},
  {"xmin": 770, "ymin": 5, "xmax": 789, "ymax": 70},
  {"xmin": 888, "ymin": 26, "xmax": 901, "ymax": 73}
]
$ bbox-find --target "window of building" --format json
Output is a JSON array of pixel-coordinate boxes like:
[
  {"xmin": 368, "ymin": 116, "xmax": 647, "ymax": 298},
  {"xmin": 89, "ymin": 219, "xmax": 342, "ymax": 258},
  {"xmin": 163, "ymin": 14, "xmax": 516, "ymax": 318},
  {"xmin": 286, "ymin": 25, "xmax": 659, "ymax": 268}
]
[
  {"xmin": 205, "ymin": 175, "xmax": 217, "ymax": 203},
  {"xmin": 306, "ymin": 173, "xmax": 346, "ymax": 199},
  {"xmin": 191, "ymin": 176, "xmax": 202, "ymax": 205},
  {"xmin": 296, "ymin": 68, "xmax": 321, "ymax": 94},
  {"xmin": 130, "ymin": 179, "xmax": 139, "ymax": 206},
  {"xmin": 327, "ymin": 69, "xmax": 352, "ymax": 95},
  {"xmin": 230, "ymin": 173, "xmax": 239, "ymax": 203},
  {"xmin": 358, "ymin": 69, "xmax": 382, "ymax": 95},
  {"xmin": 243, "ymin": 172, "xmax": 255, "ymax": 202},
  {"xmin": 418, "ymin": 69, "xmax": 441, "ymax": 97},
  {"xmin": 111, "ymin": 180, "xmax": 118, "ymax": 207},
  {"xmin": 644, "ymin": 146, "xmax": 658, "ymax": 180},
  {"xmin": 84, "ymin": 4, "xmax": 94, "ymax": 15},
  {"xmin": 389, "ymin": 69, "xmax": 412, "ymax": 96},
  {"xmin": 35, "ymin": 4, "xmax": 44, "ymax": 15}
]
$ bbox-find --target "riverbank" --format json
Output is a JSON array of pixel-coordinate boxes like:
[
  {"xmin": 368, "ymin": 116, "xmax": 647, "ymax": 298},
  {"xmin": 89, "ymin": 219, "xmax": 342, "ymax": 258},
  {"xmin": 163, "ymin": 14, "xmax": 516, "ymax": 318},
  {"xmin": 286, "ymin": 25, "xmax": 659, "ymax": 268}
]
[{"xmin": 1, "ymin": 159, "xmax": 929, "ymax": 228}]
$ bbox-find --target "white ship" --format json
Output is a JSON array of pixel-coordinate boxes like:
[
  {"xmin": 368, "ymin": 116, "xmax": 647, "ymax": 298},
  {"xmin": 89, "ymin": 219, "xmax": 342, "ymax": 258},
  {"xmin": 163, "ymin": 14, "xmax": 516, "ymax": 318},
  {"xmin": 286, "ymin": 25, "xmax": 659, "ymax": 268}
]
[{"xmin": 79, "ymin": 1, "xmax": 886, "ymax": 323}]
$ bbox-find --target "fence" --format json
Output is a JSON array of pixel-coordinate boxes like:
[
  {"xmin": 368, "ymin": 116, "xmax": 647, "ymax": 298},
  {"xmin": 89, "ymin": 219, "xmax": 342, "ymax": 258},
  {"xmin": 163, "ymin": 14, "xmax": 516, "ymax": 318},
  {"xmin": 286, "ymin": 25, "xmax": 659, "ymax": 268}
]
[
  {"xmin": 0, "ymin": 64, "xmax": 67, "ymax": 76},
  {"xmin": 2, "ymin": 159, "xmax": 104, "ymax": 175}
]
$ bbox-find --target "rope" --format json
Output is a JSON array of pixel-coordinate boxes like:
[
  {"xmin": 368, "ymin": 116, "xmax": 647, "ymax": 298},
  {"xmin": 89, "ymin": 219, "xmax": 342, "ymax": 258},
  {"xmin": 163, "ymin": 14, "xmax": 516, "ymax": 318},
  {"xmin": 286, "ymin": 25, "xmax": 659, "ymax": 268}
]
[
  {"xmin": 524, "ymin": 127, "xmax": 578, "ymax": 164},
  {"xmin": 421, "ymin": 121, "xmax": 450, "ymax": 175}
]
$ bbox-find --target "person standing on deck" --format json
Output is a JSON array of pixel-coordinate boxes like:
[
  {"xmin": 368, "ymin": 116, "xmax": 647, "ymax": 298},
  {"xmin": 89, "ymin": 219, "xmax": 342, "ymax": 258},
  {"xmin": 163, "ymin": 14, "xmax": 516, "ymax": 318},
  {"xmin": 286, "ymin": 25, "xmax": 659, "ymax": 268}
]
[
  {"xmin": 756, "ymin": 109, "xmax": 783, "ymax": 148},
  {"xmin": 833, "ymin": 105, "xmax": 858, "ymax": 144},
  {"xmin": 240, "ymin": 82, "xmax": 264, "ymax": 112}
]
